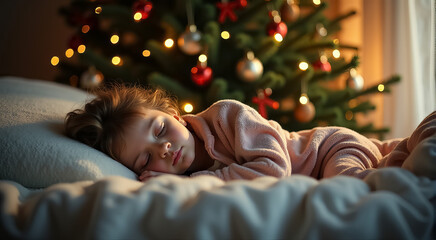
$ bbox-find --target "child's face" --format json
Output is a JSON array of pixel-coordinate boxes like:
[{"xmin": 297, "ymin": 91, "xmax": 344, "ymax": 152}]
[{"xmin": 115, "ymin": 108, "xmax": 196, "ymax": 176}]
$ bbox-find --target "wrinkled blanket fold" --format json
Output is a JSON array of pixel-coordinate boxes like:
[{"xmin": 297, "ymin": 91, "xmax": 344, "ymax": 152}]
[{"xmin": 1, "ymin": 168, "xmax": 435, "ymax": 240}]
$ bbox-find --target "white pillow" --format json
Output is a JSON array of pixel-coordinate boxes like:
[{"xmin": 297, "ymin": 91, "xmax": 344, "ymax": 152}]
[{"xmin": 0, "ymin": 77, "xmax": 136, "ymax": 188}]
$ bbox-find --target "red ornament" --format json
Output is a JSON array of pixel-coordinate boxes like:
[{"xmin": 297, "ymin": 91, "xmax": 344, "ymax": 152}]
[
  {"xmin": 312, "ymin": 59, "xmax": 332, "ymax": 72},
  {"xmin": 252, "ymin": 89, "xmax": 279, "ymax": 119},
  {"xmin": 266, "ymin": 21, "xmax": 288, "ymax": 38},
  {"xmin": 236, "ymin": 0, "xmax": 248, "ymax": 8},
  {"xmin": 132, "ymin": 0, "xmax": 153, "ymax": 20},
  {"xmin": 216, "ymin": 1, "xmax": 239, "ymax": 23},
  {"xmin": 191, "ymin": 65, "xmax": 213, "ymax": 86}
]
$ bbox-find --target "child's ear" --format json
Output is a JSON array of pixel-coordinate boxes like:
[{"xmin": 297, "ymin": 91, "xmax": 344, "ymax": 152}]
[{"xmin": 173, "ymin": 115, "xmax": 187, "ymax": 126}]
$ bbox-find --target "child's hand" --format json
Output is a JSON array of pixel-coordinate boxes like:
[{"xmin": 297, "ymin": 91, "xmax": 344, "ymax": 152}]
[{"xmin": 138, "ymin": 170, "xmax": 166, "ymax": 182}]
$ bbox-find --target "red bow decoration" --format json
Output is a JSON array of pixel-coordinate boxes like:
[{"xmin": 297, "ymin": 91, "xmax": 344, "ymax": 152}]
[
  {"xmin": 216, "ymin": 1, "xmax": 239, "ymax": 23},
  {"xmin": 252, "ymin": 89, "xmax": 279, "ymax": 119}
]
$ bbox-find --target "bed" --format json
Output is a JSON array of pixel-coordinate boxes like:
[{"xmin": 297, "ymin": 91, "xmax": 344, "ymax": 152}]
[{"xmin": 0, "ymin": 76, "xmax": 435, "ymax": 240}]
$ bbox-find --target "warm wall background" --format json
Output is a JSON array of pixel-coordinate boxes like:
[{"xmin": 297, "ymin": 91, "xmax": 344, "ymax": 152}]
[{"xmin": 0, "ymin": 0, "xmax": 72, "ymax": 81}]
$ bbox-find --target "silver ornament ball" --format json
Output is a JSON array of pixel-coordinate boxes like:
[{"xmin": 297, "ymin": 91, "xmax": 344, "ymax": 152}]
[
  {"xmin": 236, "ymin": 52, "xmax": 264, "ymax": 82},
  {"xmin": 346, "ymin": 68, "xmax": 364, "ymax": 91},
  {"xmin": 178, "ymin": 26, "xmax": 202, "ymax": 55},
  {"xmin": 80, "ymin": 67, "xmax": 104, "ymax": 89}
]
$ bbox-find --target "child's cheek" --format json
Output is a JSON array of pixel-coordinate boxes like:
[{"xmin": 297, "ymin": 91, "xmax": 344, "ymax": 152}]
[{"xmin": 149, "ymin": 161, "xmax": 173, "ymax": 174}]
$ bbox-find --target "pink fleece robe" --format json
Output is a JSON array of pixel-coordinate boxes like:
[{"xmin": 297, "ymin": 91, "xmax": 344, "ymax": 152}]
[{"xmin": 183, "ymin": 100, "xmax": 436, "ymax": 181}]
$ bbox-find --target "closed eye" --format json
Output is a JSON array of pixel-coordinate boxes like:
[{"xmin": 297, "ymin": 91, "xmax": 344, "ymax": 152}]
[{"xmin": 157, "ymin": 122, "xmax": 165, "ymax": 137}]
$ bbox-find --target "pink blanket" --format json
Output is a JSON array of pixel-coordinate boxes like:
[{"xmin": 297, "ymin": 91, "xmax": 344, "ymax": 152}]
[{"xmin": 184, "ymin": 100, "xmax": 435, "ymax": 181}]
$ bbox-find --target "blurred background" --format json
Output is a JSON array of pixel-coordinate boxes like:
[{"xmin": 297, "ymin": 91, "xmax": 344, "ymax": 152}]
[{"xmin": 0, "ymin": 0, "xmax": 434, "ymax": 139}]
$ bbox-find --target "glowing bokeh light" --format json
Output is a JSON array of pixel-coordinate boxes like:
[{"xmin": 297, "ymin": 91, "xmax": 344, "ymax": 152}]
[
  {"xmin": 65, "ymin": 48, "xmax": 74, "ymax": 58},
  {"xmin": 299, "ymin": 94, "xmax": 309, "ymax": 104},
  {"xmin": 142, "ymin": 50, "xmax": 151, "ymax": 57},
  {"xmin": 134, "ymin": 12, "xmax": 142, "ymax": 21},
  {"xmin": 51, "ymin": 56, "xmax": 59, "ymax": 66},
  {"xmin": 112, "ymin": 56, "xmax": 121, "ymax": 65},
  {"xmin": 198, "ymin": 54, "xmax": 207, "ymax": 63},
  {"xmin": 299, "ymin": 61, "xmax": 309, "ymax": 71},
  {"xmin": 164, "ymin": 38, "xmax": 174, "ymax": 48},
  {"xmin": 221, "ymin": 31, "xmax": 230, "ymax": 39},
  {"xmin": 77, "ymin": 45, "xmax": 86, "ymax": 53},
  {"xmin": 110, "ymin": 34, "xmax": 119, "ymax": 44},
  {"xmin": 183, "ymin": 103, "xmax": 194, "ymax": 113}
]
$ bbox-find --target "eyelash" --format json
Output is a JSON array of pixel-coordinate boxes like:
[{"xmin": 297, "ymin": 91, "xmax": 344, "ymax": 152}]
[
  {"xmin": 140, "ymin": 122, "xmax": 164, "ymax": 172},
  {"xmin": 157, "ymin": 122, "xmax": 165, "ymax": 137}
]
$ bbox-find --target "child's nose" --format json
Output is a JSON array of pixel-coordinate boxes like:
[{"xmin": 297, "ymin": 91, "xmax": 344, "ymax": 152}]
[{"xmin": 158, "ymin": 142, "xmax": 171, "ymax": 159}]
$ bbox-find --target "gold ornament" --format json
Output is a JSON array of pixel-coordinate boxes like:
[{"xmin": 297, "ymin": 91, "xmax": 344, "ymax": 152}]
[
  {"xmin": 236, "ymin": 51, "xmax": 264, "ymax": 82},
  {"xmin": 294, "ymin": 101, "xmax": 315, "ymax": 123},
  {"xmin": 280, "ymin": 0, "xmax": 300, "ymax": 22}
]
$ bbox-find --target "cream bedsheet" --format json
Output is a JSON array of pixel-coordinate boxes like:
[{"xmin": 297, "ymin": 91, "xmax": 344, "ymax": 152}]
[{"xmin": 1, "ymin": 168, "xmax": 435, "ymax": 240}]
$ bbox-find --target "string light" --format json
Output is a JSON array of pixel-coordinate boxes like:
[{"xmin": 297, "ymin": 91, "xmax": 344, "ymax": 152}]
[
  {"xmin": 274, "ymin": 33, "xmax": 283, "ymax": 42},
  {"xmin": 299, "ymin": 93, "xmax": 309, "ymax": 104},
  {"xmin": 332, "ymin": 49, "xmax": 340, "ymax": 58},
  {"xmin": 313, "ymin": 0, "xmax": 321, "ymax": 5},
  {"xmin": 348, "ymin": 99, "xmax": 358, "ymax": 108},
  {"xmin": 81, "ymin": 25, "xmax": 90, "ymax": 33},
  {"xmin": 183, "ymin": 103, "xmax": 194, "ymax": 113},
  {"xmin": 198, "ymin": 54, "xmax": 207, "ymax": 63},
  {"xmin": 221, "ymin": 31, "xmax": 230, "ymax": 39},
  {"xmin": 377, "ymin": 84, "xmax": 385, "ymax": 92},
  {"xmin": 134, "ymin": 12, "xmax": 143, "ymax": 21},
  {"xmin": 299, "ymin": 61, "xmax": 309, "ymax": 71},
  {"xmin": 50, "ymin": 56, "xmax": 59, "ymax": 66},
  {"xmin": 95, "ymin": 6, "xmax": 102, "ymax": 14},
  {"xmin": 142, "ymin": 50, "xmax": 151, "ymax": 57},
  {"xmin": 110, "ymin": 34, "xmax": 120, "ymax": 44},
  {"xmin": 112, "ymin": 56, "xmax": 122, "ymax": 65},
  {"xmin": 77, "ymin": 45, "xmax": 86, "ymax": 53},
  {"xmin": 65, "ymin": 48, "xmax": 74, "ymax": 58},
  {"xmin": 345, "ymin": 110, "xmax": 353, "ymax": 120},
  {"xmin": 164, "ymin": 38, "xmax": 174, "ymax": 48}
]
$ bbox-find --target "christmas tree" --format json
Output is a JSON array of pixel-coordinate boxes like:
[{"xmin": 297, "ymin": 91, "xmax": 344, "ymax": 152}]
[{"xmin": 53, "ymin": 0, "xmax": 400, "ymax": 137}]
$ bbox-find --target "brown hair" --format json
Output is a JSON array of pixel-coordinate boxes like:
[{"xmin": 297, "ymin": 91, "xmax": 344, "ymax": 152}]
[{"xmin": 65, "ymin": 85, "xmax": 180, "ymax": 160}]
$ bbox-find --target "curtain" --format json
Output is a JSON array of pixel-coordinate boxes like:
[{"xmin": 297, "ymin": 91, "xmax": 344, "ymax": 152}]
[{"xmin": 382, "ymin": 0, "xmax": 435, "ymax": 139}]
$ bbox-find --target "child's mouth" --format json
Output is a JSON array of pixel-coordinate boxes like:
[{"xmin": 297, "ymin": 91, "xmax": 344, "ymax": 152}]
[{"xmin": 172, "ymin": 147, "xmax": 182, "ymax": 166}]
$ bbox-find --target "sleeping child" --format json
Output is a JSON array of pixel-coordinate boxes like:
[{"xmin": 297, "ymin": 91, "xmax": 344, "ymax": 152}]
[{"xmin": 64, "ymin": 85, "xmax": 436, "ymax": 181}]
